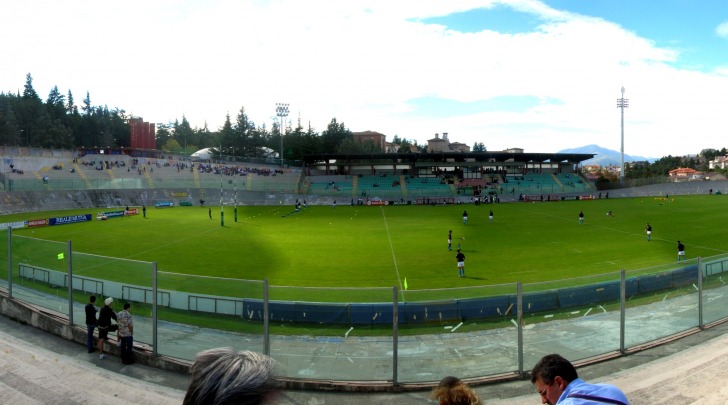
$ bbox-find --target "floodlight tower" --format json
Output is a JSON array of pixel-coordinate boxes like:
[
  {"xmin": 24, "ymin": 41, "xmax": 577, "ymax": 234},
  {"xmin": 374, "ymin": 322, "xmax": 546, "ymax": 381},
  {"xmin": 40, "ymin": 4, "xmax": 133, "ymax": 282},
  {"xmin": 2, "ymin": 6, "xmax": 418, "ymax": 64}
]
[
  {"xmin": 233, "ymin": 147, "xmax": 237, "ymax": 223},
  {"xmin": 219, "ymin": 144, "xmax": 224, "ymax": 227},
  {"xmin": 616, "ymin": 87, "xmax": 629, "ymax": 184},
  {"xmin": 276, "ymin": 103, "xmax": 289, "ymax": 166}
]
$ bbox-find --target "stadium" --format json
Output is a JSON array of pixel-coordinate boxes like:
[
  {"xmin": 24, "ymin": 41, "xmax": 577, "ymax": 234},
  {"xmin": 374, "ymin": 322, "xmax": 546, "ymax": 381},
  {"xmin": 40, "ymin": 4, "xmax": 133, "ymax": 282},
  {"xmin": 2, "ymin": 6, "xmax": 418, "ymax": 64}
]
[{"xmin": 2, "ymin": 145, "xmax": 728, "ymax": 396}]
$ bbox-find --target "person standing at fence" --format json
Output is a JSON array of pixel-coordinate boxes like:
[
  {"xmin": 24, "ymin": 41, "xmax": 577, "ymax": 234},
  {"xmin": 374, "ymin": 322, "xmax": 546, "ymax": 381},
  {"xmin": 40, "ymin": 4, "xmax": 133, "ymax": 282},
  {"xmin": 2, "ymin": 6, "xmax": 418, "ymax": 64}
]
[
  {"xmin": 645, "ymin": 223, "xmax": 652, "ymax": 241},
  {"xmin": 531, "ymin": 353, "xmax": 629, "ymax": 405},
  {"xmin": 85, "ymin": 295, "xmax": 98, "ymax": 353},
  {"xmin": 456, "ymin": 249, "xmax": 465, "ymax": 278},
  {"xmin": 677, "ymin": 240, "xmax": 686, "ymax": 262},
  {"xmin": 431, "ymin": 376, "xmax": 483, "ymax": 405},
  {"xmin": 97, "ymin": 297, "xmax": 117, "ymax": 360},
  {"xmin": 578, "ymin": 211, "xmax": 584, "ymax": 225},
  {"xmin": 117, "ymin": 302, "xmax": 134, "ymax": 365}
]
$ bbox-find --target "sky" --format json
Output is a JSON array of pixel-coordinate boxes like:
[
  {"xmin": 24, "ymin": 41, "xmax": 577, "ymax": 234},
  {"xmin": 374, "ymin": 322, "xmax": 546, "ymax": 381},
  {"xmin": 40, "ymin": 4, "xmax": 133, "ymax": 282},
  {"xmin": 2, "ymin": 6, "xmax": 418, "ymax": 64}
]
[{"xmin": 4, "ymin": 0, "xmax": 728, "ymax": 159}]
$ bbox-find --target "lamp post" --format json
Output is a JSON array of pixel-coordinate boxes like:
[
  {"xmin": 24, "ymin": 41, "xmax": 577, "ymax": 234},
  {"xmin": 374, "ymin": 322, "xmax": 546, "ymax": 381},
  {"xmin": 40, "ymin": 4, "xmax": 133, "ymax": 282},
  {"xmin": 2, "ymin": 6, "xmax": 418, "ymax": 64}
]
[
  {"xmin": 616, "ymin": 87, "xmax": 629, "ymax": 184},
  {"xmin": 219, "ymin": 144, "xmax": 224, "ymax": 227},
  {"xmin": 276, "ymin": 103, "xmax": 289, "ymax": 166},
  {"xmin": 233, "ymin": 148, "xmax": 237, "ymax": 222}
]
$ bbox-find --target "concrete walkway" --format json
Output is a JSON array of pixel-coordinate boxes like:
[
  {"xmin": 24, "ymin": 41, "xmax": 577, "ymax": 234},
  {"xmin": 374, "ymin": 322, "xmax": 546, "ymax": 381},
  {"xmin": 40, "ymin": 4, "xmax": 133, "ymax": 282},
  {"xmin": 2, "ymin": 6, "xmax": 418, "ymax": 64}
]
[{"xmin": 2, "ymin": 313, "xmax": 728, "ymax": 404}]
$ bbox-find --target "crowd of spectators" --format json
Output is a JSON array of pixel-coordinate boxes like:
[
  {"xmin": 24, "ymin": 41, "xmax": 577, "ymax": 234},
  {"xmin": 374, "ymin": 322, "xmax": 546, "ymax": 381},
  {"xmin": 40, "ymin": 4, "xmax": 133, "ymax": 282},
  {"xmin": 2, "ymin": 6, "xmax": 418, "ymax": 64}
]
[{"xmin": 197, "ymin": 164, "xmax": 284, "ymax": 177}]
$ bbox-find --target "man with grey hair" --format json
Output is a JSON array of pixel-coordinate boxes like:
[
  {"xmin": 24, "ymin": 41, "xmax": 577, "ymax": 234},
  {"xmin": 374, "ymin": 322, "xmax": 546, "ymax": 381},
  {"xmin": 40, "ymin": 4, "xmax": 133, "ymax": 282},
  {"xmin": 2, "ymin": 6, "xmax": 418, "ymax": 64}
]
[{"xmin": 183, "ymin": 348, "xmax": 279, "ymax": 405}]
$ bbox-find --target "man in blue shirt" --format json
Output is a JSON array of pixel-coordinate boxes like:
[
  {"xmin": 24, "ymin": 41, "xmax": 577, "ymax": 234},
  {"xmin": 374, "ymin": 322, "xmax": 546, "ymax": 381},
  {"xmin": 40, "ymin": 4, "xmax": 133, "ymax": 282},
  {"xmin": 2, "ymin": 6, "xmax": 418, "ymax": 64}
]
[{"xmin": 531, "ymin": 354, "xmax": 629, "ymax": 405}]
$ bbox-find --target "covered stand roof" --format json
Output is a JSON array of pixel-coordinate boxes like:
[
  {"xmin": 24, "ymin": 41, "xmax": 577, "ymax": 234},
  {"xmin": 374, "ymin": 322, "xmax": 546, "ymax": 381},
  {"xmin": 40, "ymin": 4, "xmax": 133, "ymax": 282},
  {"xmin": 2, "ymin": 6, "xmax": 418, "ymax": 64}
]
[{"xmin": 302, "ymin": 151, "xmax": 595, "ymax": 165}]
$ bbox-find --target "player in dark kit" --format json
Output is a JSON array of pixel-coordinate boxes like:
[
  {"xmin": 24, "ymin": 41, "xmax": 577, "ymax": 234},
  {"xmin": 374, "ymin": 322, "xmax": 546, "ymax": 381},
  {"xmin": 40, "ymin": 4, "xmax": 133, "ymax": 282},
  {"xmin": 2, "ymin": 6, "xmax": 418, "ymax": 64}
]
[
  {"xmin": 456, "ymin": 249, "xmax": 465, "ymax": 278},
  {"xmin": 677, "ymin": 241, "xmax": 686, "ymax": 262}
]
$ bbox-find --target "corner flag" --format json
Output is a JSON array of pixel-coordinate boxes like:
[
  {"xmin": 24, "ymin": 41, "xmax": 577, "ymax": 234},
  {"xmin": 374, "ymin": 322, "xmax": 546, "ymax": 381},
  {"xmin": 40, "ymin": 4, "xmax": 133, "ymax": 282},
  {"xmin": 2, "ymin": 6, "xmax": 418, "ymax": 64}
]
[
  {"xmin": 404, "ymin": 277, "xmax": 408, "ymax": 290},
  {"xmin": 57, "ymin": 253, "xmax": 64, "ymax": 260}
]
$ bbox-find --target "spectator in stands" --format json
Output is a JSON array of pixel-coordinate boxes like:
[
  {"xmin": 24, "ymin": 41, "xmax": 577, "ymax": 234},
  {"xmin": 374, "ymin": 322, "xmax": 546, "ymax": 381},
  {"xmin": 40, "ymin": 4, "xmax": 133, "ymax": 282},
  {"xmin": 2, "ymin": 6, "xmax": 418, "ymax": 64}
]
[
  {"xmin": 431, "ymin": 375, "xmax": 483, "ymax": 405},
  {"xmin": 85, "ymin": 295, "xmax": 98, "ymax": 353},
  {"xmin": 97, "ymin": 297, "xmax": 117, "ymax": 360},
  {"xmin": 183, "ymin": 348, "xmax": 279, "ymax": 405},
  {"xmin": 117, "ymin": 302, "xmax": 134, "ymax": 364},
  {"xmin": 578, "ymin": 211, "xmax": 584, "ymax": 225},
  {"xmin": 531, "ymin": 353, "xmax": 629, "ymax": 405}
]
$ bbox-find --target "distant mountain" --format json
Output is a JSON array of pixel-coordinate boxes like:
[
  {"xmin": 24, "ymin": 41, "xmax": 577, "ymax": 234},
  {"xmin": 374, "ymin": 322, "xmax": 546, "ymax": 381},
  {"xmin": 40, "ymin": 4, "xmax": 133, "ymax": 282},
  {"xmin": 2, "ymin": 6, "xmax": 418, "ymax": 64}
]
[{"xmin": 558, "ymin": 144, "xmax": 656, "ymax": 166}]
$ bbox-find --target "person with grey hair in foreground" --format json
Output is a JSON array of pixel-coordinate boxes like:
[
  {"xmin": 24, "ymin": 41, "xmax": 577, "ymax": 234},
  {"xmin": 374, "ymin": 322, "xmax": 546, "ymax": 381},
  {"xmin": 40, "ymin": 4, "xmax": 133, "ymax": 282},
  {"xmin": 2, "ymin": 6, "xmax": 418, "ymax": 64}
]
[{"xmin": 183, "ymin": 347, "xmax": 279, "ymax": 405}]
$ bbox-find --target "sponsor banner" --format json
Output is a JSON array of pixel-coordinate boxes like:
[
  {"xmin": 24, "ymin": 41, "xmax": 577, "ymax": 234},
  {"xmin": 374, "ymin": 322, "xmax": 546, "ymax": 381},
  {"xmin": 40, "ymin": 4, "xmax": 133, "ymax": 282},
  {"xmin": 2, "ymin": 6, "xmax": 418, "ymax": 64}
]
[
  {"xmin": 155, "ymin": 201, "xmax": 174, "ymax": 208},
  {"xmin": 125, "ymin": 208, "xmax": 139, "ymax": 216},
  {"xmin": 0, "ymin": 221, "xmax": 28, "ymax": 230},
  {"xmin": 49, "ymin": 214, "xmax": 92, "ymax": 226},
  {"xmin": 562, "ymin": 195, "xmax": 579, "ymax": 201},
  {"xmin": 367, "ymin": 200, "xmax": 388, "ymax": 206},
  {"xmin": 579, "ymin": 195, "xmax": 596, "ymax": 200},
  {"xmin": 171, "ymin": 192, "xmax": 188, "ymax": 198},
  {"xmin": 99, "ymin": 210, "xmax": 125, "ymax": 219},
  {"xmin": 27, "ymin": 219, "xmax": 50, "ymax": 228}
]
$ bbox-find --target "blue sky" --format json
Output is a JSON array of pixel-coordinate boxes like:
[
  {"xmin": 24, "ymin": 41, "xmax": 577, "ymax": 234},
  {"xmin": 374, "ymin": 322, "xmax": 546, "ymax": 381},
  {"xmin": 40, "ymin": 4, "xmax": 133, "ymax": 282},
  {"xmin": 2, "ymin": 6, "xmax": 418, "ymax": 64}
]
[{"xmin": 3, "ymin": 0, "xmax": 728, "ymax": 158}]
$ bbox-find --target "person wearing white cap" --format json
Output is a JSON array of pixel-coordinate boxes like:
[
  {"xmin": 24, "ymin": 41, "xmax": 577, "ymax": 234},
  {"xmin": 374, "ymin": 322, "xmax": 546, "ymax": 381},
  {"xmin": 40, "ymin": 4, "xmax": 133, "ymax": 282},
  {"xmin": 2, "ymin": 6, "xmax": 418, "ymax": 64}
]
[{"xmin": 97, "ymin": 297, "xmax": 117, "ymax": 359}]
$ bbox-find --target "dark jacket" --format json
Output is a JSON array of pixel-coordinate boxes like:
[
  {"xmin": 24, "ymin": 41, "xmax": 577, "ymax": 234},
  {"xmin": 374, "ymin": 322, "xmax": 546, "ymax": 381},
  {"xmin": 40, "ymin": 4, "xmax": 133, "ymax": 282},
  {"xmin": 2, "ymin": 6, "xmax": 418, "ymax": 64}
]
[
  {"xmin": 85, "ymin": 303, "xmax": 97, "ymax": 325},
  {"xmin": 98, "ymin": 305, "xmax": 117, "ymax": 328}
]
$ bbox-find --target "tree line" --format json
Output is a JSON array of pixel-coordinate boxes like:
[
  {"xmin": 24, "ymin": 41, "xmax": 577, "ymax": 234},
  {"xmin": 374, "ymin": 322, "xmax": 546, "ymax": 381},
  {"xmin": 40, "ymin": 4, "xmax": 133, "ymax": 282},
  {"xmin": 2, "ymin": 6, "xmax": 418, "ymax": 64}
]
[
  {"xmin": 625, "ymin": 148, "xmax": 728, "ymax": 179},
  {"xmin": 3, "ymin": 74, "xmax": 723, "ymax": 178},
  {"xmin": 0, "ymin": 74, "xmax": 427, "ymax": 161}
]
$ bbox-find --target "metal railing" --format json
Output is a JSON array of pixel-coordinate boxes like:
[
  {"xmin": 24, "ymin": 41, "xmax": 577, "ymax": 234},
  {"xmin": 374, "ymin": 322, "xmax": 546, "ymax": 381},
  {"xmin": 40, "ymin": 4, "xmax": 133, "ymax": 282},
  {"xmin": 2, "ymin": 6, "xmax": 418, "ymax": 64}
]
[{"xmin": 3, "ymin": 228, "xmax": 728, "ymax": 388}]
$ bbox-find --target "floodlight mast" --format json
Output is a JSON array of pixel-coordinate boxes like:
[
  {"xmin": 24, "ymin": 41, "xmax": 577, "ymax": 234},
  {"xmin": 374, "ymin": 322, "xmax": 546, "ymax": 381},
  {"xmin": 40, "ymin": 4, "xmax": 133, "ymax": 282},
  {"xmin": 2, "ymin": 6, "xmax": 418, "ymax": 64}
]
[
  {"xmin": 276, "ymin": 103, "xmax": 289, "ymax": 166},
  {"xmin": 617, "ymin": 87, "xmax": 629, "ymax": 184},
  {"xmin": 219, "ymin": 144, "xmax": 224, "ymax": 227}
]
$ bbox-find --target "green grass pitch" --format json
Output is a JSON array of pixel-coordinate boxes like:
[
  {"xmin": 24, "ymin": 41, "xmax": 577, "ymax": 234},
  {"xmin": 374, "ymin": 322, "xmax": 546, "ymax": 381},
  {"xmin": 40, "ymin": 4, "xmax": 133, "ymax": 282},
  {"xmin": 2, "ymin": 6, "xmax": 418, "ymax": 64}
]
[{"xmin": 4, "ymin": 195, "xmax": 727, "ymax": 292}]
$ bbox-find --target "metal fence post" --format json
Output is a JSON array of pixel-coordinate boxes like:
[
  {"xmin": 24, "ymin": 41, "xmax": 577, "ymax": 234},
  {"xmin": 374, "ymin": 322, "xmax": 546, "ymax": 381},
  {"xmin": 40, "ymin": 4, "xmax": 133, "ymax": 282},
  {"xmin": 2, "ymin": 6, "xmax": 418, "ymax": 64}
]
[
  {"xmin": 67, "ymin": 240, "xmax": 73, "ymax": 326},
  {"xmin": 698, "ymin": 256, "xmax": 703, "ymax": 330},
  {"xmin": 7, "ymin": 227, "xmax": 12, "ymax": 299},
  {"xmin": 517, "ymin": 282, "xmax": 523, "ymax": 375},
  {"xmin": 264, "ymin": 279, "xmax": 270, "ymax": 356},
  {"xmin": 152, "ymin": 262, "xmax": 158, "ymax": 356},
  {"xmin": 620, "ymin": 269, "xmax": 626, "ymax": 354},
  {"xmin": 393, "ymin": 286, "xmax": 399, "ymax": 386}
]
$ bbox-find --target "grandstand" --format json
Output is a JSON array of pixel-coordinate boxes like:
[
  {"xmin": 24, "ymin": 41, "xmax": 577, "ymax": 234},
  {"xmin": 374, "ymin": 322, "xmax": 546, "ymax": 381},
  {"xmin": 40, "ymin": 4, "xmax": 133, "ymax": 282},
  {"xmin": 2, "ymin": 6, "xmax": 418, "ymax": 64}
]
[
  {"xmin": 3, "ymin": 148, "xmax": 602, "ymax": 202},
  {"xmin": 6, "ymin": 146, "xmax": 728, "ymax": 213}
]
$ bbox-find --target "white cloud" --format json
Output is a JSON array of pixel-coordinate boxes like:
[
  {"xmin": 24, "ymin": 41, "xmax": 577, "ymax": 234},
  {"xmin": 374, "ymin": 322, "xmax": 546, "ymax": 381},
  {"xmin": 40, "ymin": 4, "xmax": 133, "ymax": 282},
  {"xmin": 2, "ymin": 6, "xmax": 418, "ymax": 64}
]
[
  {"xmin": 716, "ymin": 21, "xmax": 728, "ymax": 39},
  {"xmin": 2, "ymin": 0, "xmax": 727, "ymax": 157}
]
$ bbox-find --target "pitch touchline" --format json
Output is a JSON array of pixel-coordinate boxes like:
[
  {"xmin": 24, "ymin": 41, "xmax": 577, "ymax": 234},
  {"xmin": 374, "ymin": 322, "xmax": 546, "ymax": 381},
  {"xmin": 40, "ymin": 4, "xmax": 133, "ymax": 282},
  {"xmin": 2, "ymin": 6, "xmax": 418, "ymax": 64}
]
[{"xmin": 379, "ymin": 207, "xmax": 404, "ymax": 296}]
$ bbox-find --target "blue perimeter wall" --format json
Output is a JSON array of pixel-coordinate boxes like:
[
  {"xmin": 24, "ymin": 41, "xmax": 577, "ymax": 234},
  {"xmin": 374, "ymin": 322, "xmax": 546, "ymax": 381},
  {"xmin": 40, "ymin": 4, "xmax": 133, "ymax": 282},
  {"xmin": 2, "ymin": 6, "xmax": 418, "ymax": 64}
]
[{"xmin": 240, "ymin": 265, "xmax": 698, "ymax": 326}]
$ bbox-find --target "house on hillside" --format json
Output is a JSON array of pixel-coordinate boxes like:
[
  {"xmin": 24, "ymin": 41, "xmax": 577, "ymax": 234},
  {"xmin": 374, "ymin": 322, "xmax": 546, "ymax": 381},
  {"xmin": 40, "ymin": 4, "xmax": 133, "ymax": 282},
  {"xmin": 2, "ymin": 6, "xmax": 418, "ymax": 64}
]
[
  {"xmin": 668, "ymin": 167, "xmax": 703, "ymax": 182},
  {"xmin": 709, "ymin": 156, "xmax": 728, "ymax": 170},
  {"xmin": 352, "ymin": 131, "xmax": 386, "ymax": 150},
  {"xmin": 703, "ymin": 172, "xmax": 727, "ymax": 181},
  {"xmin": 427, "ymin": 133, "xmax": 471, "ymax": 153}
]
